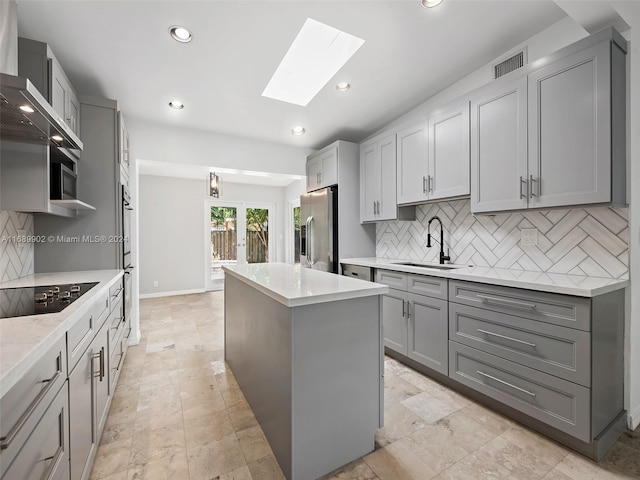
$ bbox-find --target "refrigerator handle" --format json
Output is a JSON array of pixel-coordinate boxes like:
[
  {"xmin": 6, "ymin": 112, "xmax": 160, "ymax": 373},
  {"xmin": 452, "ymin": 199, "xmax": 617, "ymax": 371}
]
[{"xmin": 307, "ymin": 215, "xmax": 314, "ymax": 265}]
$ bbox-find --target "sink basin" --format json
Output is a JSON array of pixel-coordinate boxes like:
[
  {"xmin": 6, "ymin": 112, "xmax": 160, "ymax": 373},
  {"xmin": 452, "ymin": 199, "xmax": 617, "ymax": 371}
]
[{"xmin": 391, "ymin": 262, "xmax": 465, "ymax": 270}]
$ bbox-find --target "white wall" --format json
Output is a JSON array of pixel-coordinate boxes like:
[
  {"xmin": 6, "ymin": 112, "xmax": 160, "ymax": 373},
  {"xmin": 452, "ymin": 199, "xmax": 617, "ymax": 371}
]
[
  {"xmin": 139, "ymin": 174, "xmax": 291, "ymax": 296},
  {"xmin": 127, "ymin": 118, "xmax": 312, "ymax": 176}
]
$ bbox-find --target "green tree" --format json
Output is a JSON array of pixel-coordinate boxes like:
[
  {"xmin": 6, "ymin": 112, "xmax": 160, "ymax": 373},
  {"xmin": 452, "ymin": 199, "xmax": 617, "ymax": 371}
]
[
  {"xmin": 211, "ymin": 207, "xmax": 236, "ymax": 228},
  {"xmin": 246, "ymin": 208, "xmax": 269, "ymax": 258}
]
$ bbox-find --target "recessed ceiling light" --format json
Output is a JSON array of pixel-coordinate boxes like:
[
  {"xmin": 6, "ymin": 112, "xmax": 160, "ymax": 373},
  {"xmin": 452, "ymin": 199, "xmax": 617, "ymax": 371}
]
[
  {"xmin": 336, "ymin": 82, "xmax": 351, "ymax": 92},
  {"xmin": 51, "ymin": 135, "xmax": 63, "ymax": 142},
  {"xmin": 19, "ymin": 105, "xmax": 34, "ymax": 113},
  {"xmin": 421, "ymin": 0, "xmax": 443, "ymax": 7},
  {"xmin": 169, "ymin": 25, "xmax": 192, "ymax": 43},
  {"xmin": 262, "ymin": 18, "xmax": 365, "ymax": 106},
  {"xmin": 291, "ymin": 126, "xmax": 306, "ymax": 136},
  {"xmin": 169, "ymin": 101, "xmax": 184, "ymax": 109}
]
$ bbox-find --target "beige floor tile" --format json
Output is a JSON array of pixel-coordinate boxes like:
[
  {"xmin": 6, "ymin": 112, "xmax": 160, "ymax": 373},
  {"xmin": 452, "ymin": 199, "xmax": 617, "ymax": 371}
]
[
  {"xmin": 452, "ymin": 402, "xmax": 514, "ymax": 436},
  {"xmin": 237, "ymin": 425, "xmax": 273, "ymax": 463},
  {"xmin": 184, "ymin": 409, "xmax": 236, "ymax": 447},
  {"xmin": 94, "ymin": 472, "xmax": 128, "ymax": 480},
  {"xmin": 399, "ymin": 369, "xmax": 447, "ymax": 392},
  {"xmin": 221, "ymin": 383, "xmax": 249, "ymax": 407},
  {"xmin": 134, "ymin": 401, "xmax": 183, "ymax": 434},
  {"xmin": 215, "ymin": 465, "xmax": 253, "ymax": 480},
  {"xmin": 440, "ymin": 436, "xmax": 558, "ymax": 480},
  {"xmin": 90, "ymin": 437, "xmax": 132, "ymax": 479},
  {"xmin": 500, "ymin": 424, "xmax": 569, "ymax": 470},
  {"xmin": 364, "ymin": 440, "xmax": 439, "ymax": 480},
  {"xmin": 187, "ymin": 433, "xmax": 247, "ymax": 480},
  {"xmin": 179, "ymin": 374, "xmax": 219, "ymax": 399},
  {"xmin": 136, "ymin": 384, "xmax": 181, "ymax": 412},
  {"xmin": 181, "ymin": 390, "xmax": 228, "ymax": 419},
  {"xmin": 247, "ymin": 455, "xmax": 286, "ymax": 480},
  {"xmin": 542, "ymin": 469, "xmax": 575, "ymax": 480},
  {"xmin": 384, "ymin": 373, "xmax": 423, "ymax": 404},
  {"xmin": 375, "ymin": 402, "xmax": 427, "ymax": 447},
  {"xmin": 126, "ymin": 447, "xmax": 189, "ymax": 480},
  {"xmin": 128, "ymin": 419, "xmax": 186, "ymax": 468},
  {"xmin": 227, "ymin": 400, "xmax": 259, "ymax": 431},
  {"xmin": 401, "ymin": 391, "xmax": 466, "ymax": 425},
  {"xmin": 101, "ymin": 410, "xmax": 136, "ymax": 446},
  {"xmin": 384, "ymin": 357, "xmax": 414, "ymax": 376},
  {"xmin": 319, "ymin": 459, "xmax": 380, "ymax": 480},
  {"xmin": 108, "ymin": 390, "xmax": 139, "ymax": 418},
  {"xmin": 139, "ymin": 370, "xmax": 179, "ymax": 390},
  {"xmin": 598, "ymin": 442, "xmax": 640, "ymax": 478}
]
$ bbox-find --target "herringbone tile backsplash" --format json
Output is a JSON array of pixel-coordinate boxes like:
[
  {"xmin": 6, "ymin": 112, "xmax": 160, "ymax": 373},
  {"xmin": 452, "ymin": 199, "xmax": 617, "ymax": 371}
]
[
  {"xmin": 0, "ymin": 211, "xmax": 34, "ymax": 283},
  {"xmin": 377, "ymin": 200, "xmax": 629, "ymax": 279}
]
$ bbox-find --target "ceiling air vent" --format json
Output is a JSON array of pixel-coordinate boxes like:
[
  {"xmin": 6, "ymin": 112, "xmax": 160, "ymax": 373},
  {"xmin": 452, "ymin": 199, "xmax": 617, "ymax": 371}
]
[{"xmin": 492, "ymin": 50, "xmax": 526, "ymax": 79}]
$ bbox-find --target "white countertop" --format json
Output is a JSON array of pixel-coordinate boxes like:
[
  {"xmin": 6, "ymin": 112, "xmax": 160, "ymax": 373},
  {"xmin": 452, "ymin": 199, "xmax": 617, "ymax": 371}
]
[
  {"xmin": 0, "ymin": 270, "xmax": 123, "ymax": 397},
  {"xmin": 222, "ymin": 263, "xmax": 388, "ymax": 307},
  {"xmin": 340, "ymin": 258, "xmax": 628, "ymax": 298}
]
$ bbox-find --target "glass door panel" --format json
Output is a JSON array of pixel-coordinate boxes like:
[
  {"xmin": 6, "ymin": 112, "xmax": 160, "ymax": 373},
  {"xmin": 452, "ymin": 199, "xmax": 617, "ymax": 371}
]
[
  {"xmin": 210, "ymin": 205, "xmax": 237, "ymax": 290},
  {"xmin": 245, "ymin": 207, "xmax": 269, "ymax": 263}
]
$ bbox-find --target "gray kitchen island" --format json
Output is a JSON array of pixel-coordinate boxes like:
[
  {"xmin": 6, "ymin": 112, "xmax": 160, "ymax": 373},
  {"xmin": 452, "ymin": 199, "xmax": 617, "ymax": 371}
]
[{"xmin": 222, "ymin": 263, "xmax": 388, "ymax": 480}]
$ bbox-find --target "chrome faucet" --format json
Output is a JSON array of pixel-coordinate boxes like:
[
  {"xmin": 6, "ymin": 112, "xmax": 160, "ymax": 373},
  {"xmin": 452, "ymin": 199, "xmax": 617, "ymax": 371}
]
[{"xmin": 426, "ymin": 216, "xmax": 450, "ymax": 264}]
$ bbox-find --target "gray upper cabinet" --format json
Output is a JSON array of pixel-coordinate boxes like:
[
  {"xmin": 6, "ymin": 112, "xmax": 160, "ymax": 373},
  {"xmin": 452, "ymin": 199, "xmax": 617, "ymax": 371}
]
[
  {"xmin": 118, "ymin": 112, "xmax": 130, "ymax": 185},
  {"xmin": 360, "ymin": 132, "xmax": 405, "ymax": 222},
  {"xmin": 427, "ymin": 100, "xmax": 471, "ymax": 201},
  {"xmin": 471, "ymin": 28, "xmax": 626, "ymax": 214},
  {"xmin": 396, "ymin": 122, "xmax": 428, "ymax": 205},
  {"xmin": 470, "ymin": 75, "xmax": 528, "ymax": 213},
  {"xmin": 306, "ymin": 146, "xmax": 338, "ymax": 192}
]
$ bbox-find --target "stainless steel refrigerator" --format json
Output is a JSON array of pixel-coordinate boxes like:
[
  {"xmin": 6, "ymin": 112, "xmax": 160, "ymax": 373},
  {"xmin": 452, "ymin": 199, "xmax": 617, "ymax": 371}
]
[{"xmin": 300, "ymin": 186, "xmax": 339, "ymax": 273}]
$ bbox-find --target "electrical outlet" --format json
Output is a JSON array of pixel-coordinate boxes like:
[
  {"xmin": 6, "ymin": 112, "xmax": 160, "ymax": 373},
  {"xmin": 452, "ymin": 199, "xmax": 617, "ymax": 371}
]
[
  {"xmin": 153, "ymin": 280, "xmax": 158, "ymax": 287},
  {"xmin": 520, "ymin": 228, "xmax": 539, "ymax": 246}
]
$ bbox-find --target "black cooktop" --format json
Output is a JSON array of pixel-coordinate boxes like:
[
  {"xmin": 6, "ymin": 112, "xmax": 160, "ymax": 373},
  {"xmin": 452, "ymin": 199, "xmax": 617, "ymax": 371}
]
[{"xmin": 0, "ymin": 282, "xmax": 98, "ymax": 319}]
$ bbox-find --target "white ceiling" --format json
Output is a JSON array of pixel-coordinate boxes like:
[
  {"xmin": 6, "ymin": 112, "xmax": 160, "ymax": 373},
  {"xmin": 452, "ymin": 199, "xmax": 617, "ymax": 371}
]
[{"xmin": 15, "ymin": 0, "xmax": 567, "ymax": 155}]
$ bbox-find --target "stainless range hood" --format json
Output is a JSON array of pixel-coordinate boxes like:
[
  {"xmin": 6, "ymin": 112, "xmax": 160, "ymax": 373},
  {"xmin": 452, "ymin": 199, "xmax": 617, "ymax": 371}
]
[{"xmin": 0, "ymin": 72, "xmax": 83, "ymax": 151}]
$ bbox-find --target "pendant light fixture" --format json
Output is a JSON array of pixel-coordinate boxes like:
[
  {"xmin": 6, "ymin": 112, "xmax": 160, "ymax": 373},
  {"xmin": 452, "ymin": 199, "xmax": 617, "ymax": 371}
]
[{"xmin": 209, "ymin": 172, "xmax": 220, "ymax": 198}]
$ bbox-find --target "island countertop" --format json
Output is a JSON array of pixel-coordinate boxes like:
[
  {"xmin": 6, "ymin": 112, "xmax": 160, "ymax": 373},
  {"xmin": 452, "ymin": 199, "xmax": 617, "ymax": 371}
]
[
  {"xmin": 0, "ymin": 269, "xmax": 123, "ymax": 397},
  {"xmin": 222, "ymin": 262, "xmax": 388, "ymax": 307},
  {"xmin": 340, "ymin": 257, "xmax": 628, "ymax": 298}
]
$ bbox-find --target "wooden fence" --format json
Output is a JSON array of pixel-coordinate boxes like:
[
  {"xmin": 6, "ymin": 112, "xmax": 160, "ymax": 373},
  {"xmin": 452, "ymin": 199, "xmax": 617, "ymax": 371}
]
[{"xmin": 211, "ymin": 230, "xmax": 269, "ymax": 263}]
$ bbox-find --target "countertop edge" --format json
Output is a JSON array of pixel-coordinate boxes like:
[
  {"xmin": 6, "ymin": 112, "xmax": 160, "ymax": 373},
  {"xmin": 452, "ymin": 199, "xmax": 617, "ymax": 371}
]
[
  {"xmin": 340, "ymin": 258, "xmax": 628, "ymax": 298},
  {"xmin": 0, "ymin": 270, "xmax": 124, "ymax": 398}
]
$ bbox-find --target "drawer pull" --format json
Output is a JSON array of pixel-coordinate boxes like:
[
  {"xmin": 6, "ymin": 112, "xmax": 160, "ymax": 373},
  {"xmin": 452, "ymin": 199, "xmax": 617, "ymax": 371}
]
[
  {"xmin": 0, "ymin": 369, "xmax": 61, "ymax": 450},
  {"xmin": 42, "ymin": 445, "xmax": 63, "ymax": 479},
  {"xmin": 476, "ymin": 329, "xmax": 536, "ymax": 348},
  {"xmin": 93, "ymin": 347, "xmax": 105, "ymax": 381},
  {"xmin": 111, "ymin": 288, "xmax": 123, "ymax": 298},
  {"xmin": 476, "ymin": 370, "xmax": 536, "ymax": 397},
  {"xmin": 476, "ymin": 294, "xmax": 537, "ymax": 311}
]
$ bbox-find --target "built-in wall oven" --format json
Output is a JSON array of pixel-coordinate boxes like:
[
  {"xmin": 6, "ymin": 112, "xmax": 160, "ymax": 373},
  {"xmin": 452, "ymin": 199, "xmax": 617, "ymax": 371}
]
[{"xmin": 122, "ymin": 185, "xmax": 134, "ymax": 323}]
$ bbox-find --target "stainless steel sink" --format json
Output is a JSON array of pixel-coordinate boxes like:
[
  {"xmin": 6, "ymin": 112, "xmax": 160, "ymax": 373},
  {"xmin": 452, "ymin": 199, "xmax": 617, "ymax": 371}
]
[{"xmin": 391, "ymin": 262, "xmax": 465, "ymax": 270}]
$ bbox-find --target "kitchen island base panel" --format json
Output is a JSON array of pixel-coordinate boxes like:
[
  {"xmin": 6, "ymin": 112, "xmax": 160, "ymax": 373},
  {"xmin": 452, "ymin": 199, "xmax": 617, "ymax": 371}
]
[{"xmin": 225, "ymin": 274, "xmax": 382, "ymax": 480}]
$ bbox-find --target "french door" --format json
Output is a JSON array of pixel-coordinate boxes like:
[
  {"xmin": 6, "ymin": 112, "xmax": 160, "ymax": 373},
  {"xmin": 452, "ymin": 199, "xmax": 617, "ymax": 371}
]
[{"xmin": 206, "ymin": 200, "xmax": 273, "ymax": 290}]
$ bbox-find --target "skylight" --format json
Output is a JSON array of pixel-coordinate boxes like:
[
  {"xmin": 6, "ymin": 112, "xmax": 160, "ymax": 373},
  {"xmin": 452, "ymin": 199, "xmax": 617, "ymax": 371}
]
[{"xmin": 262, "ymin": 18, "xmax": 364, "ymax": 107}]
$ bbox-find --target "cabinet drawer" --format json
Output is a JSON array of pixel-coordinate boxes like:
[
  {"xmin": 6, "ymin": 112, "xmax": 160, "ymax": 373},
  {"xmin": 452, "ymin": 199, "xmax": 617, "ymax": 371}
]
[
  {"xmin": 107, "ymin": 298, "xmax": 124, "ymax": 346},
  {"xmin": 375, "ymin": 270, "xmax": 408, "ymax": 290},
  {"xmin": 342, "ymin": 264, "xmax": 372, "ymax": 281},
  {"xmin": 0, "ymin": 380, "xmax": 69, "ymax": 480},
  {"xmin": 449, "ymin": 280, "xmax": 591, "ymax": 331},
  {"xmin": 408, "ymin": 274, "xmax": 447, "ymax": 300},
  {"xmin": 449, "ymin": 342, "xmax": 590, "ymax": 442},
  {"xmin": 93, "ymin": 289, "xmax": 110, "ymax": 329},
  {"xmin": 109, "ymin": 278, "xmax": 124, "ymax": 308},
  {"xmin": 449, "ymin": 303, "xmax": 591, "ymax": 386},
  {"xmin": 110, "ymin": 332, "xmax": 126, "ymax": 391},
  {"xmin": 67, "ymin": 310, "xmax": 95, "ymax": 374},
  {"xmin": 0, "ymin": 336, "xmax": 66, "ymax": 471}
]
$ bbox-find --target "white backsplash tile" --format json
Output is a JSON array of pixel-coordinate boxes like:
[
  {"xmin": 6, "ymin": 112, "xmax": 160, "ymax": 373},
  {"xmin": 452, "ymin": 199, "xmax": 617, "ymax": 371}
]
[
  {"xmin": 0, "ymin": 211, "xmax": 34, "ymax": 283},
  {"xmin": 376, "ymin": 200, "xmax": 629, "ymax": 279}
]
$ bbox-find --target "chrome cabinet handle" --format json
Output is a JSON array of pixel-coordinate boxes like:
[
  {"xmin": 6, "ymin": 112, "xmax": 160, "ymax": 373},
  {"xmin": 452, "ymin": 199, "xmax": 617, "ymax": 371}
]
[
  {"xmin": 422, "ymin": 176, "xmax": 427, "ymax": 194},
  {"xmin": 401, "ymin": 299, "xmax": 405, "ymax": 317},
  {"xmin": 428, "ymin": 175, "xmax": 433, "ymax": 193},
  {"xmin": 42, "ymin": 445, "xmax": 64, "ymax": 480},
  {"xmin": 476, "ymin": 329, "xmax": 536, "ymax": 348},
  {"xmin": 476, "ymin": 294, "xmax": 537, "ymax": 311},
  {"xmin": 307, "ymin": 216, "xmax": 314, "ymax": 265},
  {"xmin": 111, "ymin": 288, "xmax": 123, "ymax": 298},
  {"xmin": 373, "ymin": 201, "xmax": 377, "ymax": 215},
  {"xmin": 477, "ymin": 370, "xmax": 536, "ymax": 397},
  {"xmin": 0, "ymin": 368, "xmax": 61, "ymax": 450},
  {"xmin": 93, "ymin": 347, "xmax": 105, "ymax": 381},
  {"xmin": 530, "ymin": 175, "xmax": 539, "ymax": 197},
  {"xmin": 519, "ymin": 176, "xmax": 527, "ymax": 199}
]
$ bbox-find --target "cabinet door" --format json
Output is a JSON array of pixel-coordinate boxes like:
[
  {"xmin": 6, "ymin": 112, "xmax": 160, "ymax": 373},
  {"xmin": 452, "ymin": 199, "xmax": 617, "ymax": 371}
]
[
  {"xmin": 528, "ymin": 41, "xmax": 611, "ymax": 208},
  {"xmin": 360, "ymin": 141, "xmax": 379, "ymax": 222},
  {"xmin": 118, "ymin": 112, "xmax": 130, "ymax": 174},
  {"xmin": 396, "ymin": 123, "xmax": 428, "ymax": 205},
  {"xmin": 49, "ymin": 58, "xmax": 68, "ymax": 125},
  {"xmin": 408, "ymin": 293, "xmax": 448, "ymax": 374},
  {"xmin": 319, "ymin": 147, "xmax": 338, "ymax": 188},
  {"xmin": 428, "ymin": 101, "xmax": 470, "ymax": 200},
  {"xmin": 470, "ymin": 75, "xmax": 528, "ymax": 213},
  {"xmin": 69, "ymin": 324, "xmax": 109, "ymax": 480},
  {"xmin": 381, "ymin": 289, "xmax": 408, "ymax": 355},
  {"xmin": 306, "ymin": 156, "xmax": 321, "ymax": 192},
  {"xmin": 378, "ymin": 134, "xmax": 397, "ymax": 221},
  {"xmin": 68, "ymin": 88, "xmax": 80, "ymax": 136}
]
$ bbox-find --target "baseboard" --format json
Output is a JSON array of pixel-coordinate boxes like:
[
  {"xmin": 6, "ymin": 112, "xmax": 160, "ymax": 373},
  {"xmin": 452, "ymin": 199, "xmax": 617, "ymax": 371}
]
[
  {"xmin": 127, "ymin": 332, "xmax": 141, "ymax": 346},
  {"xmin": 629, "ymin": 404, "xmax": 640, "ymax": 430},
  {"xmin": 139, "ymin": 288, "xmax": 206, "ymax": 299}
]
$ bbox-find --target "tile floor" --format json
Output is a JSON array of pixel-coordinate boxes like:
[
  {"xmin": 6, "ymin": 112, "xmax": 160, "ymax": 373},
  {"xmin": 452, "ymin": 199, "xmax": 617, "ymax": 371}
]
[{"xmin": 91, "ymin": 291, "xmax": 640, "ymax": 480}]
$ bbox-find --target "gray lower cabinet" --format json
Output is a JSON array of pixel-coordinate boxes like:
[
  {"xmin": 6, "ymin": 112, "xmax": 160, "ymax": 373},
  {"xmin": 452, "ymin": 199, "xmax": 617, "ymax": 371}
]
[
  {"xmin": 69, "ymin": 321, "xmax": 110, "ymax": 480},
  {"xmin": 448, "ymin": 279, "xmax": 625, "ymax": 456},
  {"xmin": 377, "ymin": 270, "xmax": 448, "ymax": 374}
]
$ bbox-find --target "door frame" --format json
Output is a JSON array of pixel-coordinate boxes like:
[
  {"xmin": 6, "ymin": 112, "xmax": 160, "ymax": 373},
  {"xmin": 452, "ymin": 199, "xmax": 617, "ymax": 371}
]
[
  {"xmin": 286, "ymin": 199, "xmax": 301, "ymax": 264},
  {"xmin": 204, "ymin": 199, "xmax": 275, "ymax": 290}
]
